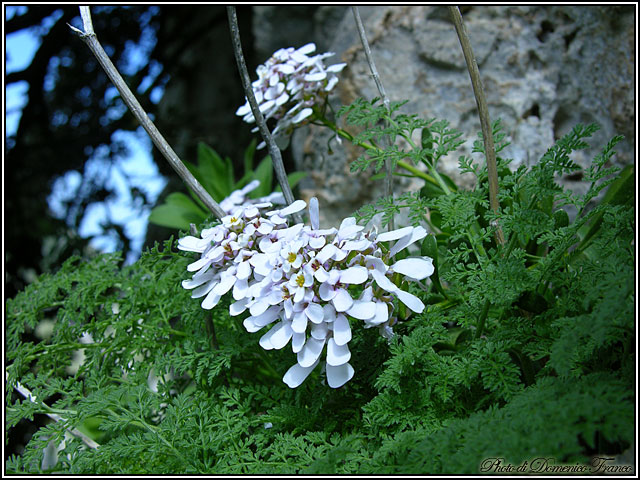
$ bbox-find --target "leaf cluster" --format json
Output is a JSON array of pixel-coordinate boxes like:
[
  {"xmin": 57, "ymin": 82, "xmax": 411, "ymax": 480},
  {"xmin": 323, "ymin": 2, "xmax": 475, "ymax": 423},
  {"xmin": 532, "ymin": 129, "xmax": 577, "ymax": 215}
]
[{"xmin": 339, "ymin": 97, "xmax": 464, "ymax": 178}]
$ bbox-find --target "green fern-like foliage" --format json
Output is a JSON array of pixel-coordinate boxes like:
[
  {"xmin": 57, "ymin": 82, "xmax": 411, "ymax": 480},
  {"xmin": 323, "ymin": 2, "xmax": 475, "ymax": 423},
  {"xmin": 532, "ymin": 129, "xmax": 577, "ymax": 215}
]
[{"xmin": 6, "ymin": 117, "xmax": 634, "ymax": 474}]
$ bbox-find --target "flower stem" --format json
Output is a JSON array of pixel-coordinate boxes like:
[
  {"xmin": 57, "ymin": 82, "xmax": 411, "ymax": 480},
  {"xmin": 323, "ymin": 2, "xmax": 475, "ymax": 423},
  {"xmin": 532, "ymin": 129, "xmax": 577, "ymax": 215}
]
[
  {"xmin": 226, "ymin": 7, "xmax": 302, "ymax": 224},
  {"xmin": 475, "ymin": 299, "xmax": 490, "ymax": 339},
  {"xmin": 448, "ymin": 6, "xmax": 505, "ymax": 246},
  {"xmin": 352, "ymin": 6, "xmax": 394, "ymax": 229}
]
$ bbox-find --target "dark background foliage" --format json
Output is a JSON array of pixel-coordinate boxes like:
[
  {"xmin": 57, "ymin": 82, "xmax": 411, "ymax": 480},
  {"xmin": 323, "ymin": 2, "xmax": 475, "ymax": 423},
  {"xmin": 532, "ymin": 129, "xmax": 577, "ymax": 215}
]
[{"xmin": 4, "ymin": 5, "xmax": 313, "ymax": 298}]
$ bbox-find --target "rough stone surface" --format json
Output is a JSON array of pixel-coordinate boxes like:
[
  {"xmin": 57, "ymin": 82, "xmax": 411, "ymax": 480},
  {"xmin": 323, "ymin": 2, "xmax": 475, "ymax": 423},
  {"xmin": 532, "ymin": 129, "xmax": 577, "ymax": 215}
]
[{"xmin": 251, "ymin": 5, "xmax": 634, "ymax": 228}]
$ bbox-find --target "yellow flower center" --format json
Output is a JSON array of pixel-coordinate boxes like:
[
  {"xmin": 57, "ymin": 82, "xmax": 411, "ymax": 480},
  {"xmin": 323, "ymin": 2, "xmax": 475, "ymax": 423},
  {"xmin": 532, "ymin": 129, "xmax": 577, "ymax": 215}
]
[
  {"xmin": 295, "ymin": 274, "xmax": 306, "ymax": 287},
  {"xmin": 287, "ymin": 252, "xmax": 297, "ymax": 264}
]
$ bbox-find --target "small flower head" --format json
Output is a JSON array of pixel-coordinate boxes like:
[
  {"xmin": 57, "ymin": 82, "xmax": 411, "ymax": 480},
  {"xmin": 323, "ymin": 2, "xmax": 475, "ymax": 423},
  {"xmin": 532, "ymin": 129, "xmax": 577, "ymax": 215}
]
[{"xmin": 236, "ymin": 43, "xmax": 347, "ymax": 148}]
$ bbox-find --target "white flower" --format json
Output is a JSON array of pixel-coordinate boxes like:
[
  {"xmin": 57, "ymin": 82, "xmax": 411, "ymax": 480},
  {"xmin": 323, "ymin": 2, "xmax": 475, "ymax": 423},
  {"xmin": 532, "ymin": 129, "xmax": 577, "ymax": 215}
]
[
  {"xmin": 236, "ymin": 42, "xmax": 347, "ymax": 148},
  {"xmin": 288, "ymin": 269, "xmax": 314, "ymax": 303},
  {"xmin": 180, "ymin": 183, "xmax": 434, "ymax": 390}
]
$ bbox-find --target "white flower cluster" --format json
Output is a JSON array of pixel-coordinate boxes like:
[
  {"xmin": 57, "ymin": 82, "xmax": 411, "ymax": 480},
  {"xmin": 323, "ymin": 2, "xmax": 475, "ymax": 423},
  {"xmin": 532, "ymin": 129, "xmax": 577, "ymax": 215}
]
[
  {"xmin": 235, "ymin": 42, "xmax": 346, "ymax": 148},
  {"xmin": 179, "ymin": 189, "xmax": 434, "ymax": 389}
]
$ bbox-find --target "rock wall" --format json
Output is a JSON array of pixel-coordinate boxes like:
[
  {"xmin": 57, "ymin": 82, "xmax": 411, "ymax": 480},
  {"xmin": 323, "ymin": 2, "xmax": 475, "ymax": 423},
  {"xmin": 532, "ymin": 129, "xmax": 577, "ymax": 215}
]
[{"xmin": 252, "ymin": 5, "xmax": 635, "ymax": 227}]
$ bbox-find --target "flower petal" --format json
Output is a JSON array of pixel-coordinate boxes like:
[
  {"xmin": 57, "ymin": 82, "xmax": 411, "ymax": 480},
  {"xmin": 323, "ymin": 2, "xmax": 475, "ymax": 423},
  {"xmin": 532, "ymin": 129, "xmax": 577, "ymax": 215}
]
[
  {"xmin": 293, "ymin": 286, "xmax": 305, "ymax": 303},
  {"xmin": 319, "ymin": 282, "xmax": 337, "ymax": 301},
  {"xmin": 249, "ymin": 298, "xmax": 271, "ymax": 316},
  {"xmin": 328, "ymin": 269, "xmax": 342, "ymax": 285},
  {"xmin": 187, "ymin": 256, "xmax": 211, "ymax": 272},
  {"xmin": 235, "ymin": 103, "xmax": 251, "ymax": 116},
  {"xmin": 311, "ymin": 321, "xmax": 329, "ymax": 340},
  {"xmin": 297, "ymin": 337, "xmax": 326, "ymax": 368},
  {"xmin": 395, "ymin": 289, "xmax": 425, "ymax": 313},
  {"xmin": 268, "ymin": 321, "xmax": 293, "ymax": 350},
  {"xmin": 276, "ymin": 199, "xmax": 307, "ymax": 216},
  {"xmin": 323, "ymin": 303, "xmax": 337, "ymax": 322},
  {"xmin": 327, "ymin": 338, "xmax": 351, "ymax": 366},
  {"xmin": 314, "ymin": 266, "xmax": 330, "ymax": 283},
  {"xmin": 292, "ymin": 332, "xmax": 306, "ymax": 353},
  {"xmin": 365, "ymin": 301, "xmax": 389, "ymax": 326},
  {"xmin": 191, "ymin": 280, "xmax": 216, "ymax": 298},
  {"xmin": 257, "ymin": 222, "xmax": 274, "ymax": 235},
  {"xmin": 252, "ymin": 305, "xmax": 282, "ymax": 327},
  {"xmin": 232, "ymin": 278, "xmax": 249, "ymax": 300},
  {"xmin": 236, "ymin": 261, "xmax": 252, "ymax": 280},
  {"xmin": 332, "ymin": 288, "xmax": 354, "ymax": 312},
  {"xmin": 182, "ymin": 271, "xmax": 214, "ymax": 290},
  {"xmin": 337, "ymin": 224, "xmax": 364, "ymax": 240},
  {"xmin": 391, "ymin": 257, "xmax": 434, "ymax": 280},
  {"xmin": 305, "ymin": 303, "xmax": 325, "ymax": 324},
  {"xmin": 291, "ymin": 311, "xmax": 308, "ymax": 334},
  {"xmin": 376, "ymin": 226, "xmax": 413, "ymax": 242},
  {"xmin": 371, "ymin": 269, "xmax": 399, "ymax": 293},
  {"xmin": 304, "ymin": 71, "xmax": 327, "ymax": 82},
  {"xmin": 229, "ymin": 298, "xmax": 249, "ymax": 316},
  {"xmin": 291, "ymin": 107, "xmax": 313, "ymax": 124},
  {"xmin": 243, "ymin": 317, "xmax": 262, "ymax": 333},
  {"xmin": 326, "ymin": 62, "xmax": 346, "ymax": 72},
  {"xmin": 342, "ymin": 238, "xmax": 371, "ymax": 251},
  {"xmin": 201, "ymin": 289, "xmax": 221, "ymax": 310},
  {"xmin": 277, "ymin": 63, "xmax": 295, "ymax": 75},
  {"xmin": 213, "ymin": 274, "xmax": 236, "ymax": 296},
  {"xmin": 347, "ymin": 301, "xmax": 377, "ymax": 320},
  {"xmin": 178, "ymin": 236, "xmax": 206, "ymax": 252},
  {"xmin": 316, "ymin": 244, "xmax": 337, "ymax": 264},
  {"xmin": 309, "ymin": 235, "xmax": 326, "ymax": 249},
  {"xmin": 389, "ymin": 226, "xmax": 427, "ymax": 257},
  {"xmin": 340, "ymin": 266, "xmax": 369, "ymax": 285},
  {"xmin": 332, "ymin": 314, "xmax": 351, "ymax": 346},
  {"xmin": 365, "ymin": 255, "xmax": 388, "ymax": 274},
  {"xmin": 296, "ymin": 42, "xmax": 316, "ymax": 55},
  {"xmin": 326, "ymin": 362, "xmax": 354, "ymax": 388},
  {"xmin": 283, "ymin": 360, "xmax": 318, "ymax": 388},
  {"xmin": 309, "ymin": 197, "xmax": 320, "ymax": 230}
]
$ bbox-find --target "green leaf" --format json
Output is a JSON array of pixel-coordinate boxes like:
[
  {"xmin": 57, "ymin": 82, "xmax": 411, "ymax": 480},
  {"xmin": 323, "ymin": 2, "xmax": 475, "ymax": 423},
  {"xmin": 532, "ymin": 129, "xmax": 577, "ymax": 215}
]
[
  {"xmin": 148, "ymin": 192, "xmax": 208, "ymax": 230},
  {"xmin": 421, "ymin": 127, "xmax": 434, "ymax": 165},
  {"xmin": 243, "ymin": 139, "xmax": 257, "ymax": 174},
  {"xmin": 575, "ymin": 164, "xmax": 634, "ymax": 255},
  {"xmin": 251, "ymin": 156, "xmax": 273, "ymax": 198},
  {"xmin": 224, "ymin": 155, "xmax": 235, "ymax": 191},
  {"xmin": 196, "ymin": 142, "xmax": 234, "ymax": 200}
]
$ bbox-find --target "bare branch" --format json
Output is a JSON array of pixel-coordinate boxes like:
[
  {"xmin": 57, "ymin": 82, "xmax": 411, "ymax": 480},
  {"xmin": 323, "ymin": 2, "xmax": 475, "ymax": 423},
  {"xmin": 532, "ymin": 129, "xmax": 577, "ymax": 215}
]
[
  {"xmin": 352, "ymin": 7, "xmax": 394, "ymax": 230},
  {"xmin": 226, "ymin": 6, "xmax": 302, "ymax": 224},
  {"xmin": 71, "ymin": 6, "xmax": 226, "ymax": 220},
  {"xmin": 12, "ymin": 377, "xmax": 100, "ymax": 449},
  {"xmin": 448, "ymin": 6, "xmax": 505, "ymax": 245},
  {"xmin": 79, "ymin": 5, "xmax": 94, "ymax": 35}
]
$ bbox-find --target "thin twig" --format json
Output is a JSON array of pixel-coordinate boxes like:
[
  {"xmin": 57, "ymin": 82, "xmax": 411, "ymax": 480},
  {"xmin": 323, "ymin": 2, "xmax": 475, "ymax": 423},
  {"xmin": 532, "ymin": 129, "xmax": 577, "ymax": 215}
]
[
  {"xmin": 448, "ymin": 6, "xmax": 505, "ymax": 246},
  {"xmin": 352, "ymin": 6, "xmax": 394, "ymax": 230},
  {"xmin": 226, "ymin": 7, "xmax": 302, "ymax": 224},
  {"xmin": 11, "ymin": 377, "xmax": 100, "ymax": 449},
  {"xmin": 70, "ymin": 6, "xmax": 226, "ymax": 220}
]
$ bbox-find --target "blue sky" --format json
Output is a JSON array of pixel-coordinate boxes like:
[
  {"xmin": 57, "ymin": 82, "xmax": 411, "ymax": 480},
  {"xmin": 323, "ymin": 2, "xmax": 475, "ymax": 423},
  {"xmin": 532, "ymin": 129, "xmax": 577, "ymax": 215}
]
[{"xmin": 5, "ymin": 5, "xmax": 167, "ymax": 263}]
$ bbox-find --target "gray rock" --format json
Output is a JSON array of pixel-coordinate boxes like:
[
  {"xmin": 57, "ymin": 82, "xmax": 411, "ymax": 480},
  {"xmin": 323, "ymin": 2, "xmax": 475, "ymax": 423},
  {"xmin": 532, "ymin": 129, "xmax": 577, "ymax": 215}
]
[{"xmin": 253, "ymin": 6, "xmax": 634, "ymax": 228}]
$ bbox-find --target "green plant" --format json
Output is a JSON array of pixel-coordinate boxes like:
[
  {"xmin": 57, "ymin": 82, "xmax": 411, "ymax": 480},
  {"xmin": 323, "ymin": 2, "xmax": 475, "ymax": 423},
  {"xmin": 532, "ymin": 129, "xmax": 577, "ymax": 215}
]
[
  {"xmin": 6, "ymin": 113, "xmax": 634, "ymax": 474},
  {"xmin": 7, "ymin": 5, "xmax": 634, "ymax": 475}
]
